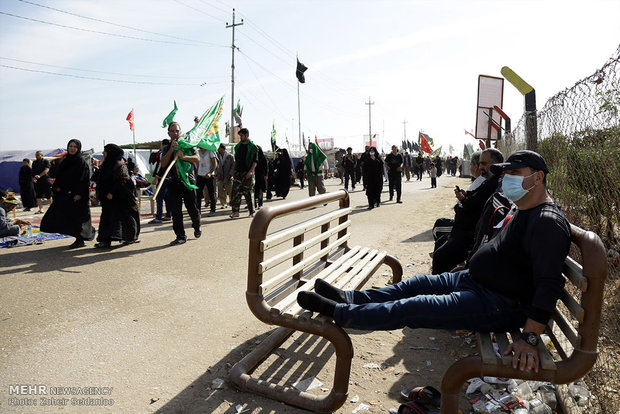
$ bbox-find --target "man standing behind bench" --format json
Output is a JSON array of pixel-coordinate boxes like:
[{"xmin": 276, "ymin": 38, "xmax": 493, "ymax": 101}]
[
  {"xmin": 229, "ymin": 128, "xmax": 257, "ymax": 218},
  {"xmin": 160, "ymin": 122, "xmax": 202, "ymax": 245},
  {"xmin": 298, "ymin": 150, "xmax": 570, "ymax": 372}
]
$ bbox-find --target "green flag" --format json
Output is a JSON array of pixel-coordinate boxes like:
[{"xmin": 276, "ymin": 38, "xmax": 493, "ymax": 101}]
[
  {"xmin": 162, "ymin": 100, "xmax": 178, "ymax": 128},
  {"xmin": 304, "ymin": 141, "xmax": 327, "ymax": 178},
  {"xmin": 271, "ymin": 122, "xmax": 276, "ymax": 151},
  {"xmin": 174, "ymin": 96, "xmax": 225, "ymax": 190}
]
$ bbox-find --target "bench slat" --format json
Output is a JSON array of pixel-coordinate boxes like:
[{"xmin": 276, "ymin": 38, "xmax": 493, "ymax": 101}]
[
  {"xmin": 321, "ymin": 247, "xmax": 372, "ymax": 287},
  {"xmin": 496, "ymin": 332, "xmax": 514, "ymax": 365},
  {"xmin": 269, "ymin": 247, "xmax": 366, "ymax": 315},
  {"xmin": 261, "ymin": 208, "xmax": 352, "ymax": 252},
  {"xmin": 279, "ymin": 247, "xmax": 380, "ymax": 317},
  {"xmin": 342, "ymin": 250, "xmax": 387, "ymax": 291},
  {"xmin": 477, "ymin": 332, "xmax": 498, "ymax": 365},
  {"xmin": 259, "ymin": 221, "xmax": 351, "ymax": 274},
  {"xmin": 563, "ymin": 257, "xmax": 587, "ymax": 292},
  {"xmin": 559, "ymin": 288, "xmax": 584, "ymax": 324},
  {"xmin": 259, "ymin": 234, "xmax": 351, "ymax": 295},
  {"xmin": 550, "ymin": 308, "xmax": 581, "ymax": 348}
]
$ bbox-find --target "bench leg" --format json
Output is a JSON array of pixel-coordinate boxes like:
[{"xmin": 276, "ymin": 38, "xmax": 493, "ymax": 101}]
[
  {"xmin": 229, "ymin": 325, "xmax": 351, "ymax": 413},
  {"xmin": 440, "ymin": 356, "xmax": 481, "ymax": 414}
]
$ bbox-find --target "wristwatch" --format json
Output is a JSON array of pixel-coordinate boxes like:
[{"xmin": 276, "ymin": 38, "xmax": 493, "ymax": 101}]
[{"xmin": 520, "ymin": 331, "xmax": 539, "ymax": 347}]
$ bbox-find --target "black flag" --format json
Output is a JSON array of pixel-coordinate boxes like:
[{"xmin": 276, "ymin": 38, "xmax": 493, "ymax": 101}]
[{"xmin": 296, "ymin": 58, "xmax": 308, "ymax": 83}]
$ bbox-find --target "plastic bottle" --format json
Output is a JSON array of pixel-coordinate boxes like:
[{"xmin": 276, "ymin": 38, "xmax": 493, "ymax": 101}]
[
  {"xmin": 531, "ymin": 402, "xmax": 552, "ymax": 414},
  {"xmin": 568, "ymin": 383, "xmax": 589, "ymax": 407},
  {"xmin": 514, "ymin": 408, "xmax": 529, "ymax": 414},
  {"xmin": 539, "ymin": 388, "xmax": 557, "ymax": 409},
  {"xmin": 515, "ymin": 381, "xmax": 533, "ymax": 400},
  {"xmin": 27, "ymin": 225, "xmax": 33, "ymax": 237}
]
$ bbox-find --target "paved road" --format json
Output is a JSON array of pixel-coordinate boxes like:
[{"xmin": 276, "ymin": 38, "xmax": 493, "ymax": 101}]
[{"xmin": 1, "ymin": 174, "xmax": 473, "ymax": 413}]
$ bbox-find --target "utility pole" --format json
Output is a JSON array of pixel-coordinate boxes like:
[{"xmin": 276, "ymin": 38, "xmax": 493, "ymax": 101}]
[
  {"xmin": 402, "ymin": 120, "xmax": 407, "ymax": 141},
  {"xmin": 365, "ymin": 96, "xmax": 374, "ymax": 148},
  {"xmin": 226, "ymin": 9, "xmax": 243, "ymax": 143}
]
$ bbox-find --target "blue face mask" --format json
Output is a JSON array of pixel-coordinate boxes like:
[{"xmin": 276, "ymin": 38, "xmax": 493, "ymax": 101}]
[{"xmin": 501, "ymin": 172, "xmax": 536, "ymax": 202}]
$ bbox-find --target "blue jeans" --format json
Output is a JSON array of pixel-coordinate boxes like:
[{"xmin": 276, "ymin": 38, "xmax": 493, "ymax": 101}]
[{"xmin": 333, "ymin": 270, "xmax": 526, "ymax": 332}]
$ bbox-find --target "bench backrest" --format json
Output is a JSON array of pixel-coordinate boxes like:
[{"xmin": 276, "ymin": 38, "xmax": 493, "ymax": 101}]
[
  {"xmin": 246, "ymin": 190, "xmax": 352, "ymax": 320},
  {"xmin": 541, "ymin": 224, "xmax": 607, "ymax": 380}
]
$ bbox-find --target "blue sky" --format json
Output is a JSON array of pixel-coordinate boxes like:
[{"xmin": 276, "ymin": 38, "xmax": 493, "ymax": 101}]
[{"xmin": 1, "ymin": 0, "xmax": 619, "ymax": 154}]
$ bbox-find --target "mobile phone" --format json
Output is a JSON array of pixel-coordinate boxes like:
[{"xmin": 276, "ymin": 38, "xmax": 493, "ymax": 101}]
[{"xmin": 455, "ymin": 185, "xmax": 461, "ymax": 191}]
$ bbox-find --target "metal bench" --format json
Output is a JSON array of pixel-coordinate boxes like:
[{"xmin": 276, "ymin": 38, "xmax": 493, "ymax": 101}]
[
  {"xmin": 229, "ymin": 190, "xmax": 403, "ymax": 413},
  {"xmin": 440, "ymin": 224, "xmax": 607, "ymax": 413}
]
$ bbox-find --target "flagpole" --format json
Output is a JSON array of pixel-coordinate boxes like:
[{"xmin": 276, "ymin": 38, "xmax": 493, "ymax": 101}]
[
  {"xmin": 152, "ymin": 154, "xmax": 178, "ymax": 200},
  {"xmin": 132, "ymin": 129, "xmax": 136, "ymax": 161},
  {"xmin": 297, "ymin": 79, "xmax": 302, "ymax": 150}
]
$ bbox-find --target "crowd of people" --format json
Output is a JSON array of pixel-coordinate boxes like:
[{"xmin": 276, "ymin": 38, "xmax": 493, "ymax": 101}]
[{"xmin": 6, "ymin": 129, "xmax": 477, "ymax": 246}]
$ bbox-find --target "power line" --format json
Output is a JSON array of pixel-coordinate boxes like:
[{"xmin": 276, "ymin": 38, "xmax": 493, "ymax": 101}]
[
  {"xmin": 0, "ymin": 56, "xmax": 226, "ymax": 80},
  {"xmin": 171, "ymin": 0, "xmax": 225, "ymax": 23},
  {"xmin": 15, "ymin": 0, "xmax": 219, "ymax": 46},
  {"xmin": 0, "ymin": 64, "xmax": 221, "ymax": 86},
  {"xmin": 239, "ymin": 52, "xmax": 289, "ymax": 121},
  {"xmin": 0, "ymin": 11, "xmax": 224, "ymax": 47}
]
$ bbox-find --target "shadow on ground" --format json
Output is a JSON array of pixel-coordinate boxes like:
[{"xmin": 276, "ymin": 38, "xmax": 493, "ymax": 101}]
[{"xmin": 155, "ymin": 329, "xmax": 335, "ymax": 413}]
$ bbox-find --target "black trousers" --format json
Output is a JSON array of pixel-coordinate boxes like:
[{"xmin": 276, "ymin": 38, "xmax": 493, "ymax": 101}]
[
  {"xmin": 344, "ymin": 169, "xmax": 355, "ymax": 190},
  {"xmin": 388, "ymin": 171, "xmax": 401, "ymax": 201},
  {"xmin": 167, "ymin": 180, "xmax": 201, "ymax": 240},
  {"xmin": 431, "ymin": 231, "xmax": 472, "ymax": 274},
  {"xmin": 196, "ymin": 175, "xmax": 216, "ymax": 213}
]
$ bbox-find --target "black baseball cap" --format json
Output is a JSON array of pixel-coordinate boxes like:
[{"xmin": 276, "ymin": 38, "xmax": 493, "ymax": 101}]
[{"xmin": 490, "ymin": 150, "xmax": 549, "ymax": 175}]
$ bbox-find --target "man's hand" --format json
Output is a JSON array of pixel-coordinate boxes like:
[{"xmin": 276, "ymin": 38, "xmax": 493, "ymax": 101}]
[
  {"xmin": 455, "ymin": 189, "xmax": 466, "ymax": 201},
  {"xmin": 504, "ymin": 339, "xmax": 539, "ymax": 372},
  {"xmin": 73, "ymin": 195, "xmax": 81, "ymax": 202},
  {"xmin": 106, "ymin": 193, "xmax": 113, "ymax": 200},
  {"xmin": 152, "ymin": 177, "xmax": 159, "ymax": 186},
  {"xmin": 245, "ymin": 171, "xmax": 253, "ymax": 180},
  {"xmin": 15, "ymin": 218, "xmax": 32, "ymax": 226},
  {"xmin": 176, "ymin": 150, "xmax": 184, "ymax": 160}
]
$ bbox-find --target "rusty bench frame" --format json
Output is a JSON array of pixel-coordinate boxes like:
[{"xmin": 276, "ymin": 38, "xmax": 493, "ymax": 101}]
[
  {"xmin": 440, "ymin": 224, "xmax": 607, "ymax": 413},
  {"xmin": 229, "ymin": 190, "xmax": 403, "ymax": 413}
]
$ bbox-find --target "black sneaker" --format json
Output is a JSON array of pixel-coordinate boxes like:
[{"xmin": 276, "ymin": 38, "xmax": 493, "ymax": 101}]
[
  {"xmin": 94, "ymin": 242, "xmax": 111, "ymax": 249},
  {"xmin": 194, "ymin": 228, "xmax": 202, "ymax": 239},
  {"xmin": 170, "ymin": 238, "xmax": 186, "ymax": 246},
  {"xmin": 68, "ymin": 239, "xmax": 85, "ymax": 249}
]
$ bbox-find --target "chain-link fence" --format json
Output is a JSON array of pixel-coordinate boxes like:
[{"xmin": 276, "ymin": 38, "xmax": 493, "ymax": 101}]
[{"xmin": 500, "ymin": 45, "xmax": 620, "ymax": 413}]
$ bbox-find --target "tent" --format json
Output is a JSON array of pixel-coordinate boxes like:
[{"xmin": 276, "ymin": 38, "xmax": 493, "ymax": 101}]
[{"xmin": 0, "ymin": 149, "xmax": 65, "ymax": 193}]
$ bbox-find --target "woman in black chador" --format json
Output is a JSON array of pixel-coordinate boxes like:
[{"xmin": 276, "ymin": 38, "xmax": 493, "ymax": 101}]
[
  {"xmin": 40, "ymin": 139, "xmax": 95, "ymax": 248},
  {"xmin": 18, "ymin": 159, "xmax": 36, "ymax": 211},
  {"xmin": 273, "ymin": 148, "xmax": 293, "ymax": 199},
  {"xmin": 95, "ymin": 144, "xmax": 139, "ymax": 248},
  {"xmin": 364, "ymin": 146, "xmax": 384, "ymax": 210}
]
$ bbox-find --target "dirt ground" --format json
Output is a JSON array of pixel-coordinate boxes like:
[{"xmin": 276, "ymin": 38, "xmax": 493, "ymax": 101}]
[{"xmin": 0, "ymin": 173, "xmax": 476, "ymax": 413}]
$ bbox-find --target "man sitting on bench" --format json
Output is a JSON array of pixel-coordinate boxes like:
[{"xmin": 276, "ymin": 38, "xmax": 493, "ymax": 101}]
[{"xmin": 298, "ymin": 150, "xmax": 570, "ymax": 372}]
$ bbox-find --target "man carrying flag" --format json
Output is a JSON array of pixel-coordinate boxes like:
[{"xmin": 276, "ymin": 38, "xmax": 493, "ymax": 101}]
[
  {"xmin": 304, "ymin": 141, "xmax": 328, "ymax": 197},
  {"xmin": 160, "ymin": 122, "xmax": 202, "ymax": 245},
  {"xmin": 229, "ymin": 127, "xmax": 257, "ymax": 218}
]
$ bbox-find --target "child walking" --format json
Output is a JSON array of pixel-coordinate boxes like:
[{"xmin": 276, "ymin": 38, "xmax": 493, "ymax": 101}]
[{"xmin": 430, "ymin": 162, "xmax": 437, "ymax": 188}]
